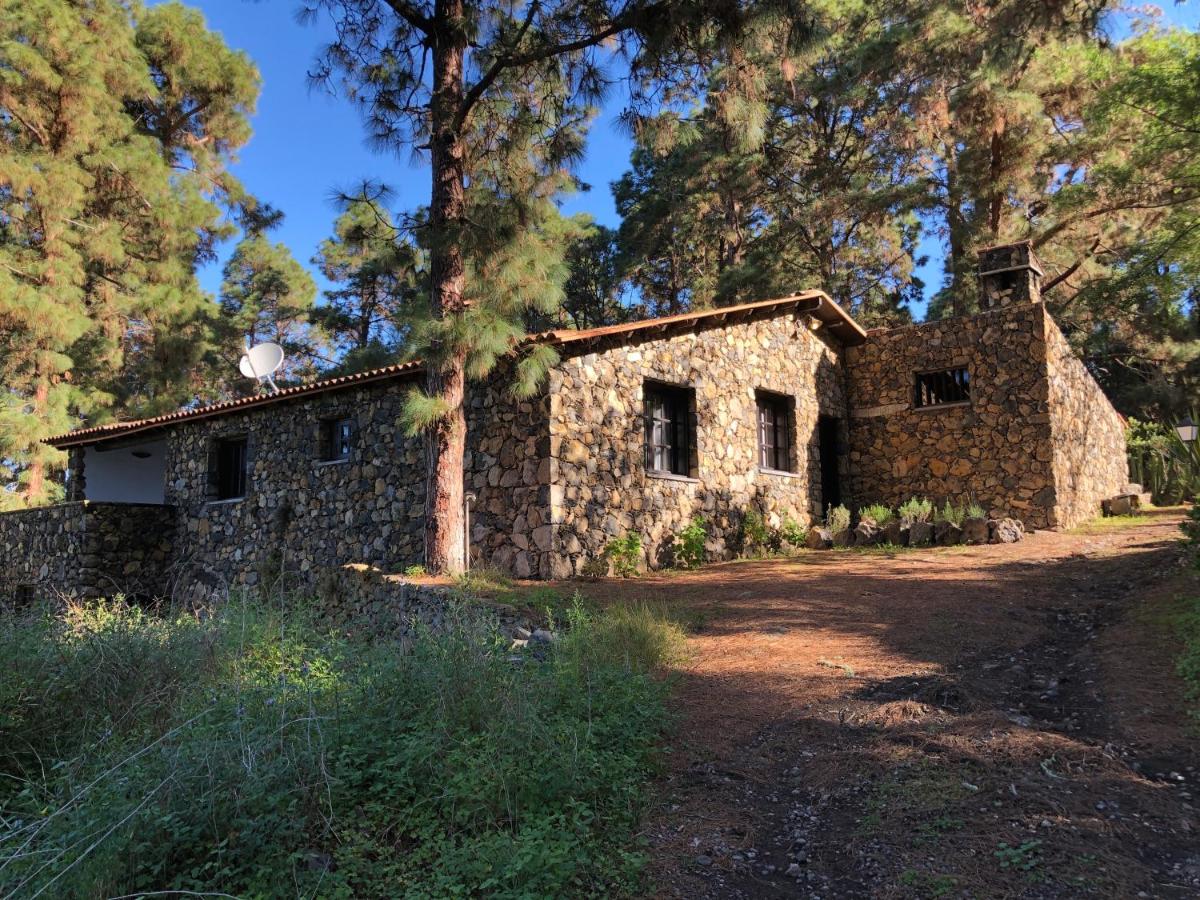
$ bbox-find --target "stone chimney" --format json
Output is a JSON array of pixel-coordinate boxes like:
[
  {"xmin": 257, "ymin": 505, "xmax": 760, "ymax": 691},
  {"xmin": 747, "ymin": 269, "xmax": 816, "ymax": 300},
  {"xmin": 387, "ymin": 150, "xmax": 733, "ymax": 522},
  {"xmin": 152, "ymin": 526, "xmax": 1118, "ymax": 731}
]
[{"xmin": 977, "ymin": 240, "xmax": 1045, "ymax": 310}]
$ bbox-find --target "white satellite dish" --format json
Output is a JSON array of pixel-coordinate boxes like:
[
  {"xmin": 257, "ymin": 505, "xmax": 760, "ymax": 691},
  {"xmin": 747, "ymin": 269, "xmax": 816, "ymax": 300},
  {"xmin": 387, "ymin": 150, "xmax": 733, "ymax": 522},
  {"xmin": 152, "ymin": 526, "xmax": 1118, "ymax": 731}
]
[{"xmin": 239, "ymin": 342, "xmax": 285, "ymax": 393}]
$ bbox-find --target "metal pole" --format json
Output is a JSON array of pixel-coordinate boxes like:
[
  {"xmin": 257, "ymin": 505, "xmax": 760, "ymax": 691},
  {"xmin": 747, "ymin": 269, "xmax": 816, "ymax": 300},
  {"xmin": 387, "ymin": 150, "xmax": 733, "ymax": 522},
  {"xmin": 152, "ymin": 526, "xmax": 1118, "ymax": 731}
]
[{"xmin": 463, "ymin": 491, "xmax": 477, "ymax": 573}]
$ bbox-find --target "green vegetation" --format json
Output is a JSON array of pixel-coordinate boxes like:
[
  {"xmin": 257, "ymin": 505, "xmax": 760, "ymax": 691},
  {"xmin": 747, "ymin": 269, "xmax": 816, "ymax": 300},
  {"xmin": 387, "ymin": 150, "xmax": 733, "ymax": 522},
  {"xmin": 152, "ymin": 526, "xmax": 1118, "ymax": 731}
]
[
  {"xmin": 1128, "ymin": 418, "xmax": 1200, "ymax": 504},
  {"xmin": 898, "ymin": 497, "xmax": 934, "ymax": 526},
  {"xmin": 674, "ymin": 516, "xmax": 708, "ymax": 569},
  {"xmin": 858, "ymin": 504, "xmax": 895, "ymax": 526},
  {"xmin": 403, "ymin": 563, "xmax": 429, "ymax": 578},
  {"xmin": 826, "ymin": 504, "xmax": 851, "ymax": 534},
  {"xmin": 935, "ymin": 501, "xmax": 966, "ymax": 527},
  {"xmin": 780, "ymin": 516, "xmax": 808, "ymax": 548},
  {"xmin": 0, "ymin": 596, "xmax": 679, "ymax": 897},
  {"xmin": 995, "ymin": 840, "xmax": 1044, "ymax": 873},
  {"xmin": 604, "ymin": 532, "xmax": 644, "ymax": 578},
  {"xmin": 966, "ymin": 501, "xmax": 986, "ymax": 520},
  {"xmin": 739, "ymin": 509, "xmax": 778, "ymax": 556}
]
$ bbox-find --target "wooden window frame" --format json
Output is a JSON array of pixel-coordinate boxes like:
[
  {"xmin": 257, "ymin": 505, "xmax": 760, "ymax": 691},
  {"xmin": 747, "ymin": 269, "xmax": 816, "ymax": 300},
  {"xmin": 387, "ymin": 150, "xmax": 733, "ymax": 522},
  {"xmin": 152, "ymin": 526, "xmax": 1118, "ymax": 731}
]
[
  {"xmin": 644, "ymin": 382, "xmax": 696, "ymax": 477},
  {"xmin": 213, "ymin": 436, "xmax": 248, "ymax": 500},
  {"xmin": 914, "ymin": 367, "xmax": 971, "ymax": 409},
  {"xmin": 756, "ymin": 391, "xmax": 795, "ymax": 472},
  {"xmin": 319, "ymin": 416, "xmax": 355, "ymax": 462}
]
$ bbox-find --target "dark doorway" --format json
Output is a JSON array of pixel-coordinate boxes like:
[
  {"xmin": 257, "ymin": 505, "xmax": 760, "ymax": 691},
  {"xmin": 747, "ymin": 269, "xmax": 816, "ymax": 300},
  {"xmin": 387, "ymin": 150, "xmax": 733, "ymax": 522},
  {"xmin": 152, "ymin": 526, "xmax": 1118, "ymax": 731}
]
[{"xmin": 818, "ymin": 415, "xmax": 841, "ymax": 512}]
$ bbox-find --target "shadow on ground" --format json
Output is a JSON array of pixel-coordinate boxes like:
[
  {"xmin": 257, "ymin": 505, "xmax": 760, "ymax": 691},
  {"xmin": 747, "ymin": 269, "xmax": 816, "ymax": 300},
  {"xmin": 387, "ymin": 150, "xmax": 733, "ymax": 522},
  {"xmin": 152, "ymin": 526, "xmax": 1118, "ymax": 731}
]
[{"xmin": 558, "ymin": 510, "xmax": 1199, "ymax": 899}]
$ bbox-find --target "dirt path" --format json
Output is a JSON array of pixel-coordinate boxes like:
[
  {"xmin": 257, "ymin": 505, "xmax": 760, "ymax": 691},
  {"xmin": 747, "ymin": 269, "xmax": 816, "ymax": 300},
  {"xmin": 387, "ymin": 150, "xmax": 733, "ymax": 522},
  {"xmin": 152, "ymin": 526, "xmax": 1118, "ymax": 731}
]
[{"xmin": 573, "ymin": 510, "xmax": 1199, "ymax": 898}]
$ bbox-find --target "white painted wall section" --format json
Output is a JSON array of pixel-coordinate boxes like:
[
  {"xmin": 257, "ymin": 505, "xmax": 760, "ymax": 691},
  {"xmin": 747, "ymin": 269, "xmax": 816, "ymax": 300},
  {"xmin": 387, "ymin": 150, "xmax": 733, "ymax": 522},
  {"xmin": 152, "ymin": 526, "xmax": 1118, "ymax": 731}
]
[{"xmin": 83, "ymin": 440, "xmax": 167, "ymax": 504}]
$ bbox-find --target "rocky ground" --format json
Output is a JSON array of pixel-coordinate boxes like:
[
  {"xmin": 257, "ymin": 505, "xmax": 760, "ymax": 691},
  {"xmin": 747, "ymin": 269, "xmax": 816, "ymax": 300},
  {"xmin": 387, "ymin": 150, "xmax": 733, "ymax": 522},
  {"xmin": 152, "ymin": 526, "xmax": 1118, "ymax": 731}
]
[{"xmin": 569, "ymin": 509, "xmax": 1199, "ymax": 899}]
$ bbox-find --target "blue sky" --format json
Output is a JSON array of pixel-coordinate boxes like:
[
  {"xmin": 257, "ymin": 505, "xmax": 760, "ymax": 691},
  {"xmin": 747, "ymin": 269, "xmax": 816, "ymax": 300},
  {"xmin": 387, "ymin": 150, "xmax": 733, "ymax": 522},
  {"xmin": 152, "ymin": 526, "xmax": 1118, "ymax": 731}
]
[{"xmin": 185, "ymin": 0, "xmax": 1199, "ymax": 320}]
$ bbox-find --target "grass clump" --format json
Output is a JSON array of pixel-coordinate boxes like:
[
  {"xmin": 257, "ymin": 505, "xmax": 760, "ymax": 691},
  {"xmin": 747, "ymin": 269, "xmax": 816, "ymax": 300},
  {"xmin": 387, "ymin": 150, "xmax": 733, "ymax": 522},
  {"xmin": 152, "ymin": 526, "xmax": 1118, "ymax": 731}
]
[
  {"xmin": 0, "ymin": 595, "xmax": 677, "ymax": 897},
  {"xmin": 966, "ymin": 500, "xmax": 986, "ymax": 520},
  {"xmin": 935, "ymin": 500, "xmax": 966, "ymax": 527},
  {"xmin": 898, "ymin": 497, "xmax": 933, "ymax": 526},
  {"xmin": 858, "ymin": 503, "xmax": 895, "ymax": 527}
]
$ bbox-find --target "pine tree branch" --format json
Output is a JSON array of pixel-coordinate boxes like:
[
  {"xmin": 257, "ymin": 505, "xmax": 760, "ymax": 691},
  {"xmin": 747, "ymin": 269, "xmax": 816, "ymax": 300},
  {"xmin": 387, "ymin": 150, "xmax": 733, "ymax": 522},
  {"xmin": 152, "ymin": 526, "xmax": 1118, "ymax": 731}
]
[
  {"xmin": 456, "ymin": 1, "xmax": 653, "ymax": 130},
  {"xmin": 381, "ymin": 0, "xmax": 432, "ymax": 35}
]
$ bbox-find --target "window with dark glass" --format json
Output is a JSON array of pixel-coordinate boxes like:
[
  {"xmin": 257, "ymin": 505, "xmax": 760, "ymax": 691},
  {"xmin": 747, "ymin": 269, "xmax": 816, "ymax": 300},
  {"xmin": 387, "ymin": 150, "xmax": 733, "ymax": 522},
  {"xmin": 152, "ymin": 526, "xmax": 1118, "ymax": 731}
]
[
  {"xmin": 320, "ymin": 416, "xmax": 354, "ymax": 461},
  {"xmin": 644, "ymin": 383, "xmax": 694, "ymax": 476},
  {"xmin": 757, "ymin": 392, "xmax": 793, "ymax": 472},
  {"xmin": 214, "ymin": 437, "xmax": 247, "ymax": 500},
  {"xmin": 914, "ymin": 367, "xmax": 971, "ymax": 408}
]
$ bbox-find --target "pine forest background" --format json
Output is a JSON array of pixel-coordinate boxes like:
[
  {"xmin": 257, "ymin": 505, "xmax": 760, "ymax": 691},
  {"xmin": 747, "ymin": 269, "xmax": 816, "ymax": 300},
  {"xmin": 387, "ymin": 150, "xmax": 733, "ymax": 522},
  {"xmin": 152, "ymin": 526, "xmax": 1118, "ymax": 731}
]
[{"xmin": 2, "ymin": 0, "xmax": 1199, "ymax": 508}]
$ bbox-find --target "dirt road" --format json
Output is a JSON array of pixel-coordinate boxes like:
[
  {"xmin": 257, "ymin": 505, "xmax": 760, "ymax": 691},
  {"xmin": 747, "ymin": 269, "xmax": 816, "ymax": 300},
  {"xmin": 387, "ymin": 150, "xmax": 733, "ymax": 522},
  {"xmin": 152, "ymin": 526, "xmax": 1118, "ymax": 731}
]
[{"xmin": 577, "ymin": 510, "xmax": 1199, "ymax": 898}]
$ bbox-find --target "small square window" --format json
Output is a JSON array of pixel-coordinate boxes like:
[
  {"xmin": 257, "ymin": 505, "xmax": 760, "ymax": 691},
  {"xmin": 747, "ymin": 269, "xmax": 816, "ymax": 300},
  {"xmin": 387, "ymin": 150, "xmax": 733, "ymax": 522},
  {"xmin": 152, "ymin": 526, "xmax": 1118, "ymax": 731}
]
[
  {"xmin": 214, "ymin": 437, "xmax": 247, "ymax": 500},
  {"xmin": 757, "ymin": 392, "xmax": 794, "ymax": 472},
  {"xmin": 644, "ymin": 383, "xmax": 695, "ymax": 476},
  {"xmin": 320, "ymin": 417, "xmax": 354, "ymax": 461},
  {"xmin": 914, "ymin": 368, "xmax": 971, "ymax": 408}
]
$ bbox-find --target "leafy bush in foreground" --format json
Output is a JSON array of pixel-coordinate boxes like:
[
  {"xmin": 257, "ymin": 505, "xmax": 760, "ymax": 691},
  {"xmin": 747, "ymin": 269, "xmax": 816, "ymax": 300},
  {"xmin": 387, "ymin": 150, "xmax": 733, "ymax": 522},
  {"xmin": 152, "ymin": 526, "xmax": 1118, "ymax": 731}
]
[{"xmin": 0, "ymin": 596, "xmax": 679, "ymax": 898}]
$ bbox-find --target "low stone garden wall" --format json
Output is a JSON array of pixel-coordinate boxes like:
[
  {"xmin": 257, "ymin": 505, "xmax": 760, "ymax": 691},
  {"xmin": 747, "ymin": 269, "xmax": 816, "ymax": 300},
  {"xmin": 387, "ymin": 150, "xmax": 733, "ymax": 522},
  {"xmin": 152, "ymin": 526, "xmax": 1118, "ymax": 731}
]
[
  {"xmin": 0, "ymin": 502, "xmax": 176, "ymax": 603},
  {"xmin": 805, "ymin": 515, "xmax": 1025, "ymax": 549}
]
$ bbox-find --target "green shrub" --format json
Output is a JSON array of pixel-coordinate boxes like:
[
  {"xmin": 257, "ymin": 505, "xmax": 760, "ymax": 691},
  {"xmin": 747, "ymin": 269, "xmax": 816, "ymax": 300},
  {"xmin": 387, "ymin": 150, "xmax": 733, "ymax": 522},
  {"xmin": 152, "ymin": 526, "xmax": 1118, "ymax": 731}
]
[
  {"xmin": 857, "ymin": 504, "xmax": 895, "ymax": 527},
  {"xmin": 740, "ymin": 509, "xmax": 781, "ymax": 555},
  {"xmin": 898, "ymin": 497, "xmax": 933, "ymax": 526},
  {"xmin": 825, "ymin": 504, "xmax": 851, "ymax": 534},
  {"xmin": 0, "ymin": 596, "xmax": 675, "ymax": 897},
  {"xmin": 604, "ymin": 532, "xmax": 643, "ymax": 577},
  {"xmin": 404, "ymin": 563, "xmax": 428, "ymax": 578},
  {"xmin": 1128, "ymin": 415, "xmax": 1200, "ymax": 504},
  {"xmin": 966, "ymin": 500, "xmax": 986, "ymax": 520},
  {"xmin": 674, "ymin": 516, "xmax": 708, "ymax": 569},
  {"xmin": 780, "ymin": 516, "xmax": 808, "ymax": 547},
  {"xmin": 935, "ymin": 500, "xmax": 965, "ymax": 527}
]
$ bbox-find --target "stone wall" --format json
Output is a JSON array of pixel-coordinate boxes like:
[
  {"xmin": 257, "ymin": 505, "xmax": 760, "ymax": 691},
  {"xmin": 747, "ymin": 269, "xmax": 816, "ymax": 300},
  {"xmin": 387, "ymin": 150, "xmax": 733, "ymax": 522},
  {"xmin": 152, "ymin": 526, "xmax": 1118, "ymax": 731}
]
[
  {"xmin": 465, "ymin": 362, "xmax": 553, "ymax": 578},
  {"xmin": 163, "ymin": 377, "xmax": 427, "ymax": 596},
  {"xmin": 547, "ymin": 310, "xmax": 848, "ymax": 575},
  {"xmin": 1043, "ymin": 315, "xmax": 1129, "ymax": 528},
  {"xmin": 845, "ymin": 304, "xmax": 1059, "ymax": 527},
  {"xmin": 0, "ymin": 502, "xmax": 175, "ymax": 603}
]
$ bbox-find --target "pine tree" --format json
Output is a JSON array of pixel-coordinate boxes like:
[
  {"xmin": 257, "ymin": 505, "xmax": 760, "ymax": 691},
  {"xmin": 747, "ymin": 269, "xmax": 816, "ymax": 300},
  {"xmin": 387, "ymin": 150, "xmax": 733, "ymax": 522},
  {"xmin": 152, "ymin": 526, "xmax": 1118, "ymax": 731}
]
[
  {"xmin": 0, "ymin": 0, "xmax": 258, "ymax": 507},
  {"xmin": 217, "ymin": 222, "xmax": 320, "ymax": 388},
  {"xmin": 312, "ymin": 200, "xmax": 425, "ymax": 373},
  {"xmin": 305, "ymin": 0, "xmax": 720, "ymax": 573}
]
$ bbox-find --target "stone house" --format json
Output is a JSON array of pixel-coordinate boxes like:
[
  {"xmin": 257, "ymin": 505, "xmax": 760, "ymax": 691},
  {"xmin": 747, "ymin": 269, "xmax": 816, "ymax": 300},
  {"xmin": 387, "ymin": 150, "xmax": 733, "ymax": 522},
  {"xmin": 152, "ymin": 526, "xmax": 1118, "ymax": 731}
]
[{"xmin": 0, "ymin": 241, "xmax": 1128, "ymax": 600}]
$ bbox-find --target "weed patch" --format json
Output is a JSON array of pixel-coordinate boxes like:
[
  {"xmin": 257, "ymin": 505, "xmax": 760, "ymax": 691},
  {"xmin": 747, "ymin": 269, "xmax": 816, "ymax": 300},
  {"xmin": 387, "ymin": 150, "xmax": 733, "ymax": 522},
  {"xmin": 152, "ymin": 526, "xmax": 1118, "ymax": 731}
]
[{"xmin": 0, "ymin": 596, "xmax": 678, "ymax": 897}]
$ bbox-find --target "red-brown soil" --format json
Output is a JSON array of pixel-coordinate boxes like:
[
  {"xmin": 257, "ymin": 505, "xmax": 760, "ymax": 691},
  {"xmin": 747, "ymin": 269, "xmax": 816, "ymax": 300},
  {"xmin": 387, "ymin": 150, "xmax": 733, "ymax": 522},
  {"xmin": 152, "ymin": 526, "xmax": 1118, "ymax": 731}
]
[{"xmin": 568, "ymin": 509, "xmax": 1200, "ymax": 898}]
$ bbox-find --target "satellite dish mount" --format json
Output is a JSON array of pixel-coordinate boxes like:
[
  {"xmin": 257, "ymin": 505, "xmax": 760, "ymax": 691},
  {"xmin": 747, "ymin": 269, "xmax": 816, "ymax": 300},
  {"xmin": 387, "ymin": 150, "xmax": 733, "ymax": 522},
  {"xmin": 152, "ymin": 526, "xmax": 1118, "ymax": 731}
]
[{"xmin": 239, "ymin": 341, "xmax": 285, "ymax": 393}]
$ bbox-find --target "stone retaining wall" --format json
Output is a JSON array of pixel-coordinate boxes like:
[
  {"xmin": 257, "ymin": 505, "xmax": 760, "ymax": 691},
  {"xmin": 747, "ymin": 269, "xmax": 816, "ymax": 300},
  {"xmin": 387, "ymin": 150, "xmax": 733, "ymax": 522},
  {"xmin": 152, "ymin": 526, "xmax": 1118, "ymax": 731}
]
[{"xmin": 0, "ymin": 502, "xmax": 175, "ymax": 602}]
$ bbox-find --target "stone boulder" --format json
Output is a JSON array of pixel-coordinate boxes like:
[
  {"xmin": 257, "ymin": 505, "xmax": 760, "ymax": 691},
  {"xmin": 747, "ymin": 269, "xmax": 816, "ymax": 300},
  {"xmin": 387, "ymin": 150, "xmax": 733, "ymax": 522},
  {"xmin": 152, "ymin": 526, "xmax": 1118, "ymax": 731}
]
[
  {"xmin": 962, "ymin": 516, "xmax": 989, "ymax": 545},
  {"xmin": 805, "ymin": 526, "xmax": 833, "ymax": 550},
  {"xmin": 853, "ymin": 521, "xmax": 881, "ymax": 546},
  {"xmin": 907, "ymin": 521, "xmax": 933, "ymax": 546},
  {"xmin": 1102, "ymin": 495, "xmax": 1135, "ymax": 517},
  {"xmin": 988, "ymin": 517, "xmax": 1025, "ymax": 543},
  {"xmin": 832, "ymin": 528, "xmax": 854, "ymax": 548},
  {"xmin": 881, "ymin": 520, "xmax": 904, "ymax": 546},
  {"xmin": 934, "ymin": 521, "xmax": 963, "ymax": 546}
]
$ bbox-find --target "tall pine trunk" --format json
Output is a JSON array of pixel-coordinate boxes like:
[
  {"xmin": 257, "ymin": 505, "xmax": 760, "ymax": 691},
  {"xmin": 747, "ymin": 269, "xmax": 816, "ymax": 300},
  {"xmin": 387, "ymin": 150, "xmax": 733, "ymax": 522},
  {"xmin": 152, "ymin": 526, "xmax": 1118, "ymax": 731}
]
[
  {"xmin": 25, "ymin": 379, "xmax": 49, "ymax": 505},
  {"xmin": 423, "ymin": 2, "xmax": 469, "ymax": 574}
]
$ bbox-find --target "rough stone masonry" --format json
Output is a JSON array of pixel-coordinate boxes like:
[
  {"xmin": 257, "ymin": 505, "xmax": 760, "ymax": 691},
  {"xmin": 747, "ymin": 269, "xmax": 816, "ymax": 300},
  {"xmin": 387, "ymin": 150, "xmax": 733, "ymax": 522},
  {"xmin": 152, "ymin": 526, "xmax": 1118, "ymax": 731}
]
[{"xmin": 2, "ymin": 241, "xmax": 1127, "ymax": 600}]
